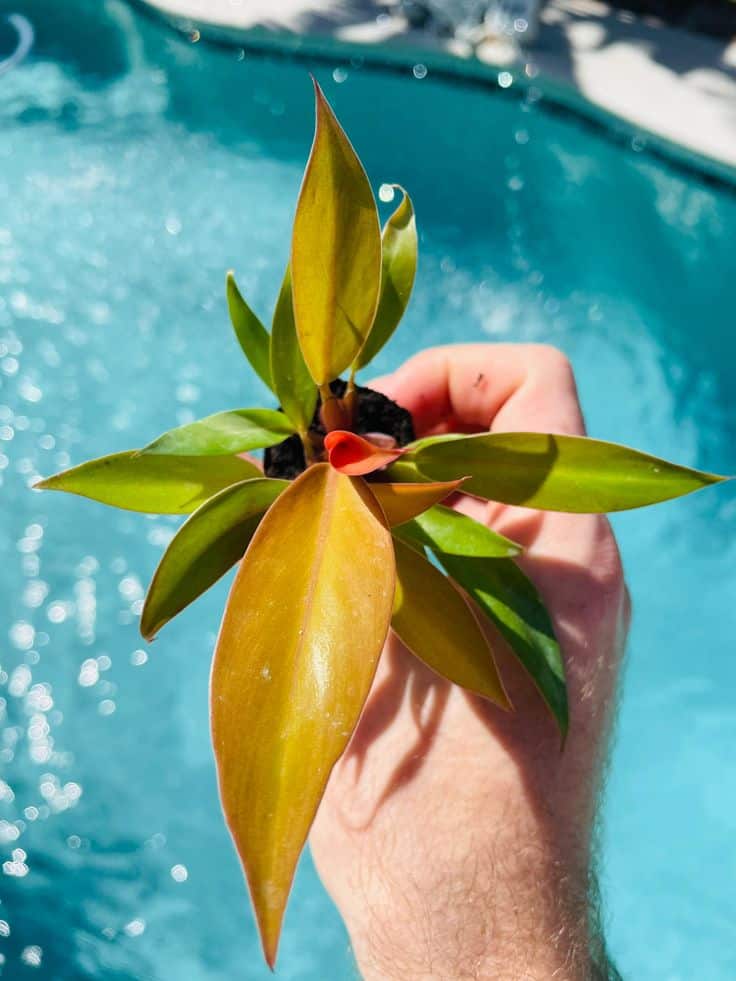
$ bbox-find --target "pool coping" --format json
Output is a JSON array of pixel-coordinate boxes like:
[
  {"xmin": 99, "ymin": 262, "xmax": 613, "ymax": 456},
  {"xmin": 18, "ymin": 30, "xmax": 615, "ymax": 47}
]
[{"xmin": 129, "ymin": 0, "xmax": 736, "ymax": 188}]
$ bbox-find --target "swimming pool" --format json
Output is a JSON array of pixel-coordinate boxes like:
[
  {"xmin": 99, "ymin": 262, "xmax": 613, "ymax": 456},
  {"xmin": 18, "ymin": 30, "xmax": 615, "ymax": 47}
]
[{"xmin": 1, "ymin": 1, "xmax": 735, "ymax": 977}]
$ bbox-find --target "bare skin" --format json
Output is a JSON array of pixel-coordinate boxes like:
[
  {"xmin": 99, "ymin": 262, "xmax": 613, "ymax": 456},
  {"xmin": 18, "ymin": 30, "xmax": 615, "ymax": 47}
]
[{"xmin": 310, "ymin": 344, "xmax": 630, "ymax": 980}]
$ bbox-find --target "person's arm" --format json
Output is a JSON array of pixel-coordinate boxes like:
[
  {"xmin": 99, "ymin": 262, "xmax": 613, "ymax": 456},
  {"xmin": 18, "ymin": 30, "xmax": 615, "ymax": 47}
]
[{"xmin": 310, "ymin": 344, "xmax": 629, "ymax": 980}]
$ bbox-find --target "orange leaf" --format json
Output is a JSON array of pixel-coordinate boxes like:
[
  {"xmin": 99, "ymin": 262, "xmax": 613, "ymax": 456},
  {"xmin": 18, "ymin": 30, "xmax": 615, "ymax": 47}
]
[
  {"xmin": 391, "ymin": 536, "xmax": 510, "ymax": 708},
  {"xmin": 370, "ymin": 478, "xmax": 464, "ymax": 525},
  {"xmin": 324, "ymin": 430, "xmax": 403, "ymax": 476},
  {"xmin": 210, "ymin": 464, "xmax": 395, "ymax": 967}
]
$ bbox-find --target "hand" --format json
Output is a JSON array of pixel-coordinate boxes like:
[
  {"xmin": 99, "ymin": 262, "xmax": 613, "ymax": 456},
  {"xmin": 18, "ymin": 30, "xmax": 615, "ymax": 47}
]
[{"xmin": 310, "ymin": 344, "xmax": 630, "ymax": 980}]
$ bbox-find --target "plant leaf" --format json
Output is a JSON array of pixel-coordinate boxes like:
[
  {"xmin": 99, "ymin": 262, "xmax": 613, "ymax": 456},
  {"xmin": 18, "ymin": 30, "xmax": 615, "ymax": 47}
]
[
  {"xmin": 370, "ymin": 479, "xmax": 463, "ymax": 525},
  {"xmin": 140, "ymin": 409, "xmax": 296, "ymax": 456},
  {"xmin": 402, "ymin": 504, "xmax": 522, "ymax": 558},
  {"xmin": 355, "ymin": 187, "xmax": 417, "ymax": 370},
  {"xmin": 324, "ymin": 430, "xmax": 403, "ymax": 476},
  {"xmin": 211, "ymin": 464, "xmax": 395, "ymax": 967},
  {"xmin": 391, "ymin": 537, "xmax": 509, "ymax": 707},
  {"xmin": 438, "ymin": 553, "xmax": 568, "ymax": 736},
  {"xmin": 35, "ymin": 452, "xmax": 260, "ymax": 514},
  {"xmin": 226, "ymin": 271, "xmax": 273, "ymax": 391},
  {"xmin": 291, "ymin": 81, "xmax": 382, "ymax": 384},
  {"xmin": 270, "ymin": 266, "xmax": 318, "ymax": 433},
  {"xmin": 383, "ymin": 458, "xmax": 431, "ymax": 483},
  {"xmin": 140, "ymin": 477, "xmax": 287, "ymax": 640},
  {"xmin": 410, "ymin": 432, "xmax": 728, "ymax": 512}
]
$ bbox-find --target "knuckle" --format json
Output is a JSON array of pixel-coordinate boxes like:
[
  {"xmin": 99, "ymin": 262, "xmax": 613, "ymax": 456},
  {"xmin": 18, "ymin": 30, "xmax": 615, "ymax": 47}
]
[{"xmin": 529, "ymin": 344, "xmax": 575, "ymax": 382}]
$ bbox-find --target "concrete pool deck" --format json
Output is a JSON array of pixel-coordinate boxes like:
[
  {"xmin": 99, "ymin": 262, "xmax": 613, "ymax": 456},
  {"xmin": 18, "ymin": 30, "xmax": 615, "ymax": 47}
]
[{"xmin": 133, "ymin": 0, "xmax": 736, "ymax": 181}]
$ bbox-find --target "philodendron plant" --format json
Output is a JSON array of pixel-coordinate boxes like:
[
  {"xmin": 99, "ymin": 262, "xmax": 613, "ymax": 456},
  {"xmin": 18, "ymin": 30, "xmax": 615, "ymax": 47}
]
[{"xmin": 37, "ymin": 82, "xmax": 727, "ymax": 967}]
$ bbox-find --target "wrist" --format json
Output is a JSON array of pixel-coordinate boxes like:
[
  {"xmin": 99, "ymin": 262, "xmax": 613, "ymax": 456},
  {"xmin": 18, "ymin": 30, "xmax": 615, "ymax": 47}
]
[{"xmin": 329, "ymin": 812, "xmax": 596, "ymax": 980}]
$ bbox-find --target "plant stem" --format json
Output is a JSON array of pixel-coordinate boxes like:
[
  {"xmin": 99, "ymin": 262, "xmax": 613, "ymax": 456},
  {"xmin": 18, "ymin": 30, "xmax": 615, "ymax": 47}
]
[
  {"xmin": 338, "ymin": 368, "xmax": 359, "ymax": 428},
  {"xmin": 300, "ymin": 430, "xmax": 316, "ymax": 464},
  {"xmin": 320, "ymin": 384, "xmax": 346, "ymax": 432}
]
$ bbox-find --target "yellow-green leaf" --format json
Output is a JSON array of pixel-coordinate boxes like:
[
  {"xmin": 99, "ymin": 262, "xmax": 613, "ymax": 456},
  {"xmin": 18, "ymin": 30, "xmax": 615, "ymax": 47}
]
[
  {"xmin": 291, "ymin": 82, "xmax": 382, "ymax": 384},
  {"xmin": 140, "ymin": 409, "xmax": 295, "ymax": 456},
  {"xmin": 355, "ymin": 187, "xmax": 417, "ymax": 370},
  {"xmin": 211, "ymin": 465, "xmax": 395, "ymax": 966},
  {"xmin": 383, "ymin": 458, "xmax": 430, "ymax": 484},
  {"xmin": 439, "ymin": 554, "xmax": 568, "ymax": 737},
  {"xmin": 226, "ymin": 272, "xmax": 273, "ymax": 391},
  {"xmin": 270, "ymin": 266, "xmax": 318, "ymax": 433},
  {"xmin": 140, "ymin": 477, "xmax": 287, "ymax": 640},
  {"xmin": 370, "ymin": 479, "xmax": 463, "ymax": 525},
  {"xmin": 35, "ymin": 452, "xmax": 260, "ymax": 514},
  {"xmin": 391, "ymin": 536, "xmax": 509, "ymax": 707},
  {"xmin": 410, "ymin": 432, "xmax": 728, "ymax": 512},
  {"xmin": 402, "ymin": 504, "xmax": 522, "ymax": 558}
]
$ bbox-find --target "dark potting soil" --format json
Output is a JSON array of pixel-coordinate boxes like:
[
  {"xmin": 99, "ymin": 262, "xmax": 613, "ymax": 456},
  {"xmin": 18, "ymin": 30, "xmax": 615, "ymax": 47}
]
[{"xmin": 264, "ymin": 379, "xmax": 415, "ymax": 480}]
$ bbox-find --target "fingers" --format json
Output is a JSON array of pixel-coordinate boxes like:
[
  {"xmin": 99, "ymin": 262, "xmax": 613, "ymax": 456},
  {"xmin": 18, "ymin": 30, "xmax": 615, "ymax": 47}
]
[{"xmin": 372, "ymin": 343, "xmax": 586, "ymax": 438}]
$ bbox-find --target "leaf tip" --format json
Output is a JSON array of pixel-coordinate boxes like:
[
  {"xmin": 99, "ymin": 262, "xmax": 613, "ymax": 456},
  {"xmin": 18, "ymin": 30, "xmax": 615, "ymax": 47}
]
[
  {"xmin": 139, "ymin": 616, "xmax": 158, "ymax": 643},
  {"xmin": 310, "ymin": 73, "xmax": 324, "ymax": 100}
]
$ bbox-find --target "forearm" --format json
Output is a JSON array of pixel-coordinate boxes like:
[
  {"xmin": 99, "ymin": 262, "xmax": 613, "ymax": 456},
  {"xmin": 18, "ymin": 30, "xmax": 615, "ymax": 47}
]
[
  {"xmin": 313, "ymin": 659, "xmax": 621, "ymax": 981},
  {"xmin": 334, "ymin": 805, "xmax": 608, "ymax": 980}
]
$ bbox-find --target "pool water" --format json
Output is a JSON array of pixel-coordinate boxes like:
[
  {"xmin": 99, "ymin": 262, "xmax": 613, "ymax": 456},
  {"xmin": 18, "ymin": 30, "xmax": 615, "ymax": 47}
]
[{"xmin": 1, "ymin": 1, "xmax": 735, "ymax": 978}]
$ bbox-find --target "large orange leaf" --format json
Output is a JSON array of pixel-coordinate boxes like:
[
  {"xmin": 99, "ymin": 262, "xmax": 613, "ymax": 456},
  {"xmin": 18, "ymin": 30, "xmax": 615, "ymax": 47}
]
[{"xmin": 211, "ymin": 464, "xmax": 395, "ymax": 966}]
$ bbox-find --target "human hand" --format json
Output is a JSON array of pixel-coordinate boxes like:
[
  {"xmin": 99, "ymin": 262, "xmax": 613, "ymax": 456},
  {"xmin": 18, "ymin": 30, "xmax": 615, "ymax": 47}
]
[{"xmin": 310, "ymin": 344, "xmax": 630, "ymax": 980}]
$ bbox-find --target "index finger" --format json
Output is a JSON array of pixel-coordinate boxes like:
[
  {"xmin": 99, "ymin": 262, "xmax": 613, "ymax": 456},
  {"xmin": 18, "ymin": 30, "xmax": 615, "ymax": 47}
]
[{"xmin": 372, "ymin": 343, "xmax": 586, "ymax": 438}]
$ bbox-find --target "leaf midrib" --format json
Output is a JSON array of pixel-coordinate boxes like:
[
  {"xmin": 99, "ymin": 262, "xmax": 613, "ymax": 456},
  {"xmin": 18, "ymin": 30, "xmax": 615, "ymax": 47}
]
[{"xmin": 289, "ymin": 467, "xmax": 338, "ymax": 707}]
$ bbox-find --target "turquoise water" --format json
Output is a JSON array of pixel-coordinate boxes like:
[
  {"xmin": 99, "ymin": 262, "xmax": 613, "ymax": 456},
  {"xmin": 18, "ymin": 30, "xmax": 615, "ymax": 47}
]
[{"xmin": 1, "ymin": 2, "xmax": 735, "ymax": 978}]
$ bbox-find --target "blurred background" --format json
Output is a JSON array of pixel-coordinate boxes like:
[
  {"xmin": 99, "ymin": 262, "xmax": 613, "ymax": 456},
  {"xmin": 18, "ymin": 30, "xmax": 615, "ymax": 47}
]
[{"xmin": 0, "ymin": 1, "xmax": 735, "ymax": 978}]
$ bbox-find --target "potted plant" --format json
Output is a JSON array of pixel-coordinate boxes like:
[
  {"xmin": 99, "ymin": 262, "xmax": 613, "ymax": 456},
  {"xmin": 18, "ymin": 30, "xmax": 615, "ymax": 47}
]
[{"xmin": 36, "ymin": 81, "xmax": 728, "ymax": 968}]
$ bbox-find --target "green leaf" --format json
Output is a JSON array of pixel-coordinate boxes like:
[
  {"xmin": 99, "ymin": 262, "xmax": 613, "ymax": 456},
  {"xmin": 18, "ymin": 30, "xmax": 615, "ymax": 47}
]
[
  {"xmin": 35, "ymin": 452, "xmax": 260, "ymax": 514},
  {"xmin": 226, "ymin": 272, "xmax": 273, "ymax": 391},
  {"xmin": 383, "ymin": 458, "xmax": 432, "ymax": 484},
  {"xmin": 391, "ymin": 537, "xmax": 509, "ymax": 707},
  {"xmin": 140, "ymin": 409, "xmax": 295, "ymax": 457},
  {"xmin": 401, "ymin": 504, "xmax": 522, "ymax": 558},
  {"xmin": 291, "ymin": 81, "xmax": 382, "ymax": 384},
  {"xmin": 438, "ymin": 553, "xmax": 568, "ymax": 736},
  {"xmin": 211, "ymin": 464, "xmax": 394, "ymax": 967},
  {"xmin": 410, "ymin": 432, "xmax": 728, "ymax": 513},
  {"xmin": 270, "ymin": 267, "xmax": 318, "ymax": 433},
  {"xmin": 355, "ymin": 187, "xmax": 417, "ymax": 371},
  {"xmin": 141, "ymin": 477, "xmax": 287, "ymax": 640}
]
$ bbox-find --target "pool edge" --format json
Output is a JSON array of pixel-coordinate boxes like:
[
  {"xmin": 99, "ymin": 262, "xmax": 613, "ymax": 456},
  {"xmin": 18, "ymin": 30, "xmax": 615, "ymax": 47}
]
[{"xmin": 127, "ymin": 0, "xmax": 736, "ymax": 191}]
